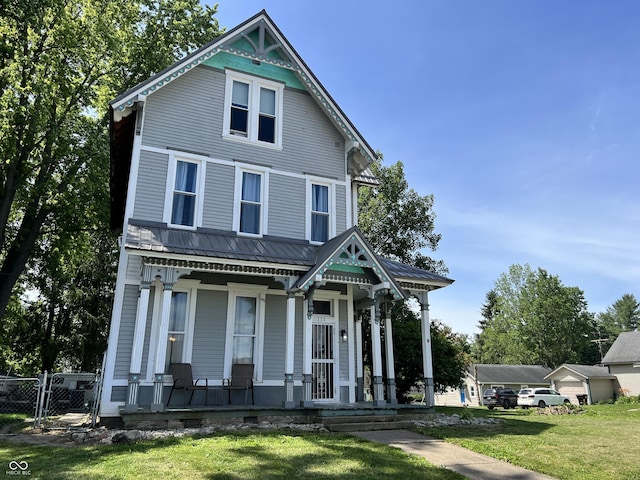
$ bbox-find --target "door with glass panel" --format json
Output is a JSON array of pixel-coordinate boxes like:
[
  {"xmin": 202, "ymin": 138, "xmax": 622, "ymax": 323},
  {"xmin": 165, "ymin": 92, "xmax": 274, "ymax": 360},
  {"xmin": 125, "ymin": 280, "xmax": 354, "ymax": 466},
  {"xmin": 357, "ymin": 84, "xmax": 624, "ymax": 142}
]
[{"xmin": 312, "ymin": 322, "xmax": 337, "ymax": 401}]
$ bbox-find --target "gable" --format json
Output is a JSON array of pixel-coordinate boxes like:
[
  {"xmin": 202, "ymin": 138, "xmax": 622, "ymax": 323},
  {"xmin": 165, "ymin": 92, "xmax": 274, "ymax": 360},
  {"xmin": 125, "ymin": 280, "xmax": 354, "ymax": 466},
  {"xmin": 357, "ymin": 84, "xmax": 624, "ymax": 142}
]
[
  {"xmin": 293, "ymin": 226, "xmax": 407, "ymax": 301},
  {"xmin": 110, "ymin": 10, "xmax": 375, "ymax": 173},
  {"xmin": 602, "ymin": 331, "xmax": 640, "ymax": 365}
]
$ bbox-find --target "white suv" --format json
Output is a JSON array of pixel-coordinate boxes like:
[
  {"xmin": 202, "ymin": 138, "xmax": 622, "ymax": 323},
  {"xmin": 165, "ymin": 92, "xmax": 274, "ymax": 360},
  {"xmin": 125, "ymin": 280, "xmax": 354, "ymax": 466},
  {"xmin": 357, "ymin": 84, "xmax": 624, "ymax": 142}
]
[{"xmin": 518, "ymin": 388, "xmax": 571, "ymax": 408}]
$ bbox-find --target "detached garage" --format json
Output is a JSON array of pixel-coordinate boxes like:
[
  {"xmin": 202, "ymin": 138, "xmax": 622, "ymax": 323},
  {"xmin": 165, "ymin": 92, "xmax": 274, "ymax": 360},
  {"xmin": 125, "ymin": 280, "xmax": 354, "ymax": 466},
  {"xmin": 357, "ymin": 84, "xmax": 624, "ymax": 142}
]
[{"xmin": 545, "ymin": 364, "xmax": 616, "ymax": 405}]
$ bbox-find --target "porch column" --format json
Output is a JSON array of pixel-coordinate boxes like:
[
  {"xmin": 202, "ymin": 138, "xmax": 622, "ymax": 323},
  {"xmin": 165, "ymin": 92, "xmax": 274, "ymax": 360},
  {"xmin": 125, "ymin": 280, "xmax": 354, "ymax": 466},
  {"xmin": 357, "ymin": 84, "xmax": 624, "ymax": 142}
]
[
  {"xmin": 284, "ymin": 292, "xmax": 296, "ymax": 408},
  {"xmin": 370, "ymin": 305, "xmax": 386, "ymax": 406},
  {"xmin": 124, "ymin": 265, "xmax": 153, "ymax": 413},
  {"xmin": 301, "ymin": 296, "xmax": 314, "ymax": 407},
  {"xmin": 384, "ymin": 307, "xmax": 397, "ymax": 404},
  {"xmin": 151, "ymin": 267, "xmax": 177, "ymax": 412},
  {"xmin": 415, "ymin": 291, "xmax": 435, "ymax": 407},
  {"xmin": 355, "ymin": 312, "xmax": 364, "ymax": 402}
]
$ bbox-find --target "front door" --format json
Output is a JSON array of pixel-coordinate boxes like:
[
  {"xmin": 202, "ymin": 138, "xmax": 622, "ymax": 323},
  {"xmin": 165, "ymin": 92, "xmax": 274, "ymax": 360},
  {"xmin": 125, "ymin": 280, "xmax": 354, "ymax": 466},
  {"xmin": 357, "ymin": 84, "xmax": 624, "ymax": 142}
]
[{"xmin": 312, "ymin": 322, "xmax": 336, "ymax": 401}]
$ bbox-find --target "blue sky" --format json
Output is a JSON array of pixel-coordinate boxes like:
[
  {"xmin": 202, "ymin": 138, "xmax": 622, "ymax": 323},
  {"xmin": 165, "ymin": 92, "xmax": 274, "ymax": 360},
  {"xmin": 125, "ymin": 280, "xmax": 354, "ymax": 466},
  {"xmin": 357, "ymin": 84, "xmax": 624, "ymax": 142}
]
[{"xmin": 211, "ymin": 1, "xmax": 640, "ymax": 335}]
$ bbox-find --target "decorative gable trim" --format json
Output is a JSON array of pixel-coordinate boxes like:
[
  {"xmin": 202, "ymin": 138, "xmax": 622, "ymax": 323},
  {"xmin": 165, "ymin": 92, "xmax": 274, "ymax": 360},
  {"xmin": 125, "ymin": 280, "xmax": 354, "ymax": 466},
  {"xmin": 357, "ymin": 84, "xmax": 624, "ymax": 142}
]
[
  {"xmin": 110, "ymin": 10, "xmax": 376, "ymax": 169},
  {"xmin": 294, "ymin": 226, "xmax": 407, "ymax": 301}
]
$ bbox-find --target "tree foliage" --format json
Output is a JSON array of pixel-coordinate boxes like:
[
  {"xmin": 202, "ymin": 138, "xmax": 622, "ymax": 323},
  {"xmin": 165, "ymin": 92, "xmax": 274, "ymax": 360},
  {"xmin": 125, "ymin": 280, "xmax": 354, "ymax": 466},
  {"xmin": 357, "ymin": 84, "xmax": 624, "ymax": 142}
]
[
  {"xmin": 0, "ymin": 0, "xmax": 222, "ymax": 373},
  {"xmin": 358, "ymin": 155, "xmax": 467, "ymax": 398},
  {"xmin": 474, "ymin": 264, "xmax": 595, "ymax": 368},
  {"xmin": 358, "ymin": 156, "xmax": 447, "ymax": 275},
  {"xmin": 595, "ymin": 293, "xmax": 640, "ymax": 359},
  {"xmin": 386, "ymin": 304, "xmax": 468, "ymax": 403}
]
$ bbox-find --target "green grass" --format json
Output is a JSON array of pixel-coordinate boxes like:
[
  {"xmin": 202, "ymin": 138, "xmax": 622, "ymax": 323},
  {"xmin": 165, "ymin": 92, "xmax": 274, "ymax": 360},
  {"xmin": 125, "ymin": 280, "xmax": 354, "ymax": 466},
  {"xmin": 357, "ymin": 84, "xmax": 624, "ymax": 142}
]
[
  {"xmin": 419, "ymin": 404, "xmax": 640, "ymax": 480},
  {"xmin": 0, "ymin": 413, "xmax": 29, "ymax": 430},
  {"xmin": 0, "ymin": 429, "xmax": 464, "ymax": 480}
]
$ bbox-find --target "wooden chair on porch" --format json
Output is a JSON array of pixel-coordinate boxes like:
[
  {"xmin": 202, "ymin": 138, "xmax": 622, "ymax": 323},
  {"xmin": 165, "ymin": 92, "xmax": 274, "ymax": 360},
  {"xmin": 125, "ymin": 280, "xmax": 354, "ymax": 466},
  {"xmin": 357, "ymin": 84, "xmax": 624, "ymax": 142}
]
[
  {"xmin": 223, "ymin": 363, "xmax": 254, "ymax": 405},
  {"xmin": 167, "ymin": 363, "xmax": 209, "ymax": 406}
]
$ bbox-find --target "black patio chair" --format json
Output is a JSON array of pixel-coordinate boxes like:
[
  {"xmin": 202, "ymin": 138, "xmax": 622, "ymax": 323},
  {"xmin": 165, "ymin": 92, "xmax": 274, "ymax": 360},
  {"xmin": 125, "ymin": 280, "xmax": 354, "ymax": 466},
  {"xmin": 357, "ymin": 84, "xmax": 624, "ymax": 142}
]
[
  {"xmin": 223, "ymin": 364, "xmax": 254, "ymax": 405},
  {"xmin": 167, "ymin": 363, "xmax": 209, "ymax": 406}
]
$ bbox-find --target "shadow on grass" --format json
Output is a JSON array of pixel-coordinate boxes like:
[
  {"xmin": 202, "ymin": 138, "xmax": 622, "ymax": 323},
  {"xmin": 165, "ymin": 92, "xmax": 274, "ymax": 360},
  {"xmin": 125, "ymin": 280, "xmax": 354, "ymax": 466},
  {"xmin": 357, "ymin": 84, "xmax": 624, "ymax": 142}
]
[
  {"xmin": 0, "ymin": 430, "xmax": 464, "ymax": 480},
  {"xmin": 207, "ymin": 430, "xmax": 463, "ymax": 480},
  {"xmin": 417, "ymin": 406, "xmax": 554, "ymax": 441}
]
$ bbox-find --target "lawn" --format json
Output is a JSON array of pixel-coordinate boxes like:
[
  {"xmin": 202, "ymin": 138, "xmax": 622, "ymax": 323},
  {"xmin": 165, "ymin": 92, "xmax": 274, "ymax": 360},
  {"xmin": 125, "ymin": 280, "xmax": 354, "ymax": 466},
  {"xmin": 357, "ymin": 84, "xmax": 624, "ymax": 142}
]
[
  {"xmin": 2, "ymin": 404, "xmax": 639, "ymax": 479},
  {"xmin": 417, "ymin": 404, "xmax": 640, "ymax": 480},
  {"xmin": 0, "ymin": 428, "xmax": 463, "ymax": 480}
]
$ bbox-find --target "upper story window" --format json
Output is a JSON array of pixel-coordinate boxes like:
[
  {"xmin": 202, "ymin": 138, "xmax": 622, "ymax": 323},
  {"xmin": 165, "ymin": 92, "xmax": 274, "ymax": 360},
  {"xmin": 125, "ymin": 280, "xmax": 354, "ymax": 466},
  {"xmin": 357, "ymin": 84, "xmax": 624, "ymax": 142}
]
[
  {"xmin": 223, "ymin": 71, "xmax": 284, "ymax": 148},
  {"xmin": 311, "ymin": 184, "xmax": 329, "ymax": 242},
  {"xmin": 307, "ymin": 181, "xmax": 333, "ymax": 243},
  {"xmin": 165, "ymin": 156, "xmax": 204, "ymax": 229},
  {"xmin": 240, "ymin": 172, "xmax": 262, "ymax": 234},
  {"xmin": 234, "ymin": 166, "xmax": 268, "ymax": 236}
]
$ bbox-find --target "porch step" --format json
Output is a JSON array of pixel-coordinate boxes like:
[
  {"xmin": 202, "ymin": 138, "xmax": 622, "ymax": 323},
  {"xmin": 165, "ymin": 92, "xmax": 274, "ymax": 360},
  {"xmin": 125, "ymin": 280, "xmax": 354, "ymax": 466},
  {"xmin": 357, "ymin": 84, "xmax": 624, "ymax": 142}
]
[
  {"xmin": 319, "ymin": 414, "xmax": 417, "ymax": 432},
  {"xmin": 327, "ymin": 420, "xmax": 416, "ymax": 432}
]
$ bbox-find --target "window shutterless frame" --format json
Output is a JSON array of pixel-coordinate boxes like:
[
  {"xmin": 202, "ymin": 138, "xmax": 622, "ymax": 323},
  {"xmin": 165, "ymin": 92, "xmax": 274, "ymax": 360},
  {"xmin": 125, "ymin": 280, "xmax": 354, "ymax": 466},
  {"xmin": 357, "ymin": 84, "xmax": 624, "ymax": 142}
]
[
  {"xmin": 164, "ymin": 155, "xmax": 205, "ymax": 229},
  {"xmin": 306, "ymin": 179, "xmax": 335, "ymax": 243},
  {"xmin": 224, "ymin": 285, "xmax": 267, "ymax": 381},
  {"xmin": 233, "ymin": 165, "xmax": 269, "ymax": 237},
  {"xmin": 222, "ymin": 70, "xmax": 284, "ymax": 149}
]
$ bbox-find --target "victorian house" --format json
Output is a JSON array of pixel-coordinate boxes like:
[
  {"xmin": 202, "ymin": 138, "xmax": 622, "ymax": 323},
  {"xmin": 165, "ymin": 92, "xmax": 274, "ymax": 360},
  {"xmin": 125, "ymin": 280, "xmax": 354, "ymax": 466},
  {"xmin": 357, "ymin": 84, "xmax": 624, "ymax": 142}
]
[{"xmin": 100, "ymin": 10, "xmax": 453, "ymax": 420}]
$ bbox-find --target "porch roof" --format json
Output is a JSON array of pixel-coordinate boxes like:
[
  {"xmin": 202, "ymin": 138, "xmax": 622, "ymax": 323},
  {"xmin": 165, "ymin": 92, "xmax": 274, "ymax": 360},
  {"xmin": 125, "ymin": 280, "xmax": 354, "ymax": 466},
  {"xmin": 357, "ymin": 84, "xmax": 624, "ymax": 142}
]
[{"xmin": 125, "ymin": 219, "xmax": 453, "ymax": 290}]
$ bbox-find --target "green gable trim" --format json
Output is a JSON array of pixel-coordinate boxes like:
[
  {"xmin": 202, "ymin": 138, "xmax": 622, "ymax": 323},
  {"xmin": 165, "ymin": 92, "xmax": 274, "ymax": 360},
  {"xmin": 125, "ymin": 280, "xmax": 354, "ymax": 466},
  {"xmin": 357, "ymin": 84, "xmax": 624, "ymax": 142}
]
[
  {"xmin": 203, "ymin": 52, "xmax": 305, "ymax": 90},
  {"xmin": 327, "ymin": 264, "xmax": 366, "ymax": 274}
]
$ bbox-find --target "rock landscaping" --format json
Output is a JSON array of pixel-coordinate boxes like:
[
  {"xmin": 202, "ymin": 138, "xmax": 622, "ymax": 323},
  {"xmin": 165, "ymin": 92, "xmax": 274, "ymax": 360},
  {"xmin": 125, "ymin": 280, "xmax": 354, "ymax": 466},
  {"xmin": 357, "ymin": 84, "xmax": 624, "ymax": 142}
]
[{"xmin": 0, "ymin": 413, "xmax": 504, "ymax": 447}]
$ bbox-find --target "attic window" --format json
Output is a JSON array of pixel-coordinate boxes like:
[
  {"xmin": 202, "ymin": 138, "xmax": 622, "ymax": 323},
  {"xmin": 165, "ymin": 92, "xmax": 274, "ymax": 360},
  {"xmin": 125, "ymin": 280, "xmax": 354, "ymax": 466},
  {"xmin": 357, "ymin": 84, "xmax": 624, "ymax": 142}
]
[{"xmin": 223, "ymin": 71, "xmax": 283, "ymax": 149}]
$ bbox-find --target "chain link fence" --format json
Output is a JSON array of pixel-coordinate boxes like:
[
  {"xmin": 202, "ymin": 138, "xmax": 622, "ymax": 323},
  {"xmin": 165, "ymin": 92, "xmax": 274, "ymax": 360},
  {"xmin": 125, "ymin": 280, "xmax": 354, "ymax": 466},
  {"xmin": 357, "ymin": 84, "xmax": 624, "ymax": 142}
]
[{"xmin": 0, "ymin": 370, "xmax": 102, "ymax": 428}]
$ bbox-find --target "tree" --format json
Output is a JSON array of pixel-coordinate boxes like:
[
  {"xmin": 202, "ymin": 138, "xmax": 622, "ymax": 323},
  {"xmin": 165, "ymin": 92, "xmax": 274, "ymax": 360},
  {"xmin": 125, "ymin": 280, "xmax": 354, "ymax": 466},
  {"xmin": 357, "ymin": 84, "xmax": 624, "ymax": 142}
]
[
  {"xmin": 358, "ymin": 156, "xmax": 465, "ymax": 399},
  {"xmin": 596, "ymin": 294, "xmax": 640, "ymax": 359},
  {"xmin": 597, "ymin": 294, "xmax": 639, "ymax": 335},
  {"xmin": 475, "ymin": 264, "xmax": 594, "ymax": 368},
  {"xmin": 358, "ymin": 156, "xmax": 447, "ymax": 275},
  {"xmin": 386, "ymin": 304, "xmax": 468, "ymax": 403},
  {"xmin": 0, "ymin": 0, "xmax": 222, "ymax": 323}
]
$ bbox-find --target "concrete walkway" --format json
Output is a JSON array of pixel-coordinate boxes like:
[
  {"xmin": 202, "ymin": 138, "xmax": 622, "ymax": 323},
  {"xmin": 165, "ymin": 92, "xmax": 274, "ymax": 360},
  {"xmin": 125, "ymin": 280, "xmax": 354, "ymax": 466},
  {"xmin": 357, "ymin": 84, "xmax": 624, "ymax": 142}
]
[{"xmin": 349, "ymin": 429, "xmax": 556, "ymax": 480}]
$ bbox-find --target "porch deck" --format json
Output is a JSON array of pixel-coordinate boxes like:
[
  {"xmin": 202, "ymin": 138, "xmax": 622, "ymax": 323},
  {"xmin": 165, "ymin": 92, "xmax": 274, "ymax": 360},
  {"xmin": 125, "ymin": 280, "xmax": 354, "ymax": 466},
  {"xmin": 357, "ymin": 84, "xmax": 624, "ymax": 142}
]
[{"xmin": 113, "ymin": 403, "xmax": 436, "ymax": 430}]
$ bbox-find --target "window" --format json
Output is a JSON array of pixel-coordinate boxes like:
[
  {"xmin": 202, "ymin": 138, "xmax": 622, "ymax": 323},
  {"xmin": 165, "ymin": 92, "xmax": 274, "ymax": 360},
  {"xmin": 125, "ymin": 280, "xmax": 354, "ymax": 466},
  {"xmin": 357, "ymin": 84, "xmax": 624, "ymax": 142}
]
[
  {"xmin": 223, "ymin": 71, "xmax": 283, "ymax": 147},
  {"xmin": 313, "ymin": 300, "xmax": 332, "ymax": 316},
  {"xmin": 171, "ymin": 161, "xmax": 198, "ymax": 226},
  {"xmin": 224, "ymin": 287, "xmax": 267, "ymax": 380},
  {"xmin": 166, "ymin": 157, "xmax": 204, "ymax": 228},
  {"xmin": 240, "ymin": 171, "xmax": 262, "ymax": 235},
  {"xmin": 232, "ymin": 296, "xmax": 257, "ymax": 365},
  {"xmin": 230, "ymin": 81, "xmax": 249, "ymax": 136},
  {"xmin": 165, "ymin": 292, "xmax": 188, "ymax": 373},
  {"xmin": 307, "ymin": 181, "xmax": 333, "ymax": 243},
  {"xmin": 311, "ymin": 184, "xmax": 329, "ymax": 242}
]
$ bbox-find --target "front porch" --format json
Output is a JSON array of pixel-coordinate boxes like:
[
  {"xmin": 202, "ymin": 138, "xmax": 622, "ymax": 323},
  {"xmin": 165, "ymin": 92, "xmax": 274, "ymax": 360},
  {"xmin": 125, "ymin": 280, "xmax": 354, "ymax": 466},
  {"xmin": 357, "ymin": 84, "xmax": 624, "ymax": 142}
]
[{"xmin": 111, "ymin": 403, "xmax": 436, "ymax": 430}]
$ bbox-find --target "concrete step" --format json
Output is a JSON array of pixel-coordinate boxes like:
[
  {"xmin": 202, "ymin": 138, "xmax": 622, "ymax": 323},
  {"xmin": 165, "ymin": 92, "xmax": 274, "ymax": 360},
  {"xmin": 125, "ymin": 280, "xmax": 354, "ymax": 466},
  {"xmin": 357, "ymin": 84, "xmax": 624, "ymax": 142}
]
[
  {"xmin": 319, "ymin": 414, "xmax": 399, "ymax": 425},
  {"xmin": 327, "ymin": 420, "xmax": 416, "ymax": 432}
]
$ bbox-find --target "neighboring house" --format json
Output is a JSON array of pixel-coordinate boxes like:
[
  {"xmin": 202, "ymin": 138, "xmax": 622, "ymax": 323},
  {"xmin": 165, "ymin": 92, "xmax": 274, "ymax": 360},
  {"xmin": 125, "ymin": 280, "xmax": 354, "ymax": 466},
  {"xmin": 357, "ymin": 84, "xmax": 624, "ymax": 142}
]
[
  {"xmin": 545, "ymin": 364, "xmax": 616, "ymax": 405},
  {"xmin": 602, "ymin": 331, "xmax": 640, "ymax": 397},
  {"xmin": 434, "ymin": 364, "xmax": 551, "ymax": 407},
  {"xmin": 100, "ymin": 11, "xmax": 453, "ymax": 420}
]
